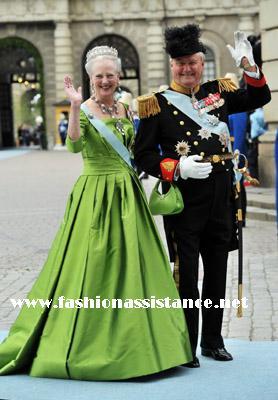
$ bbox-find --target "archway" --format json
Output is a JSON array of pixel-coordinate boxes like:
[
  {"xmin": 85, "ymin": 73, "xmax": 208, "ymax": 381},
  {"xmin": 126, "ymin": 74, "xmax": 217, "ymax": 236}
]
[
  {"xmin": 82, "ymin": 34, "xmax": 140, "ymax": 100},
  {"xmin": 0, "ymin": 37, "xmax": 45, "ymax": 148}
]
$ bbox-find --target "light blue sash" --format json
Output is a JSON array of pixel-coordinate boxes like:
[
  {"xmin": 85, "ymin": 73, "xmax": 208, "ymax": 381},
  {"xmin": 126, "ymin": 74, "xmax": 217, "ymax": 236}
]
[
  {"xmin": 161, "ymin": 89, "xmax": 232, "ymax": 151},
  {"xmin": 81, "ymin": 103, "xmax": 133, "ymax": 168},
  {"xmin": 161, "ymin": 89, "xmax": 238, "ymax": 176}
]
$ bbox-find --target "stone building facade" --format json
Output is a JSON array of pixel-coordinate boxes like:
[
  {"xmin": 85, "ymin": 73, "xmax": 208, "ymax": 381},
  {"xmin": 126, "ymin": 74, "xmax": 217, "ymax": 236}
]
[
  {"xmin": 258, "ymin": 0, "xmax": 277, "ymax": 186},
  {"xmin": 0, "ymin": 0, "xmax": 276, "ymax": 185}
]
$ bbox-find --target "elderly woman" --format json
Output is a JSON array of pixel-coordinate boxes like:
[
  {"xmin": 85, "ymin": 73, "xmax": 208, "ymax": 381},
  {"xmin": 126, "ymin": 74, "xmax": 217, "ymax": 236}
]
[{"xmin": 0, "ymin": 46, "xmax": 192, "ymax": 381}]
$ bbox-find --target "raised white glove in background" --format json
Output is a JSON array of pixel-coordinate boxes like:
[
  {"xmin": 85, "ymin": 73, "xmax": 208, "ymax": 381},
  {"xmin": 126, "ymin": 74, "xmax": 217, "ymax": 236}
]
[
  {"xmin": 179, "ymin": 155, "xmax": 212, "ymax": 180},
  {"xmin": 227, "ymin": 31, "xmax": 255, "ymax": 68}
]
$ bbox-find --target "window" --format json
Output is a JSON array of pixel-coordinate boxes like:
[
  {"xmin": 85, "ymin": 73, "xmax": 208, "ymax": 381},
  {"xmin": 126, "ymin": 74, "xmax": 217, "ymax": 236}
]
[{"xmin": 203, "ymin": 47, "xmax": 216, "ymax": 82}]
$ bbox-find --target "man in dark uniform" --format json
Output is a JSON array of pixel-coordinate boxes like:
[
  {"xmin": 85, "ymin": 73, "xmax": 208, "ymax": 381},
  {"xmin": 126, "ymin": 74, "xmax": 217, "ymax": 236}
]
[{"xmin": 134, "ymin": 25, "xmax": 271, "ymax": 367}]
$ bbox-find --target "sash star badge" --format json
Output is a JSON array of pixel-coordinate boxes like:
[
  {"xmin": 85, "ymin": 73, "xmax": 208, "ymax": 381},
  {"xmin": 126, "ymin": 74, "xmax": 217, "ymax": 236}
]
[
  {"xmin": 206, "ymin": 114, "xmax": 219, "ymax": 126},
  {"xmin": 175, "ymin": 140, "xmax": 191, "ymax": 156},
  {"xmin": 198, "ymin": 128, "xmax": 212, "ymax": 140}
]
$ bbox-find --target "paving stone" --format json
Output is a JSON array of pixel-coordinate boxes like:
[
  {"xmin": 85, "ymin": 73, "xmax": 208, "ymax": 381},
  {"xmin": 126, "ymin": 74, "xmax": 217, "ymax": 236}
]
[{"xmin": 0, "ymin": 150, "xmax": 277, "ymax": 343}]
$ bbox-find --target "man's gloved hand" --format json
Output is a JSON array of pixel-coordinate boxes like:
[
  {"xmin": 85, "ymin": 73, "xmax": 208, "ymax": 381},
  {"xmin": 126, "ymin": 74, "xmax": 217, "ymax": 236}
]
[
  {"xmin": 227, "ymin": 31, "xmax": 255, "ymax": 68},
  {"xmin": 180, "ymin": 155, "xmax": 212, "ymax": 180}
]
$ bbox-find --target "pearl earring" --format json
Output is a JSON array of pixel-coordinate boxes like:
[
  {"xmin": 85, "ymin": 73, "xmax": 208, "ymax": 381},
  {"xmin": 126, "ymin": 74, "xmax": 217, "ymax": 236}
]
[{"xmin": 90, "ymin": 82, "xmax": 95, "ymax": 98}]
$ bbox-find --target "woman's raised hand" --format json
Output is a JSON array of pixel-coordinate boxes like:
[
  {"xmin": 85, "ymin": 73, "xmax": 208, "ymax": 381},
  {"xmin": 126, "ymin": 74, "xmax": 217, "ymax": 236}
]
[{"xmin": 64, "ymin": 75, "xmax": 83, "ymax": 106}]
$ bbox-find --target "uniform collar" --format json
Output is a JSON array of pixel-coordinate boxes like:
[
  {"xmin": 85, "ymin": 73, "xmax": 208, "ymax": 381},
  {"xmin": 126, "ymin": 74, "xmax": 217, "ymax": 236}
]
[{"xmin": 170, "ymin": 80, "xmax": 200, "ymax": 95}]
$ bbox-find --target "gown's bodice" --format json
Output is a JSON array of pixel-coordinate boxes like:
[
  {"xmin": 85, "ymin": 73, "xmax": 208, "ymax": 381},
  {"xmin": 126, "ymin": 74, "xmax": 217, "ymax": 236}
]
[{"xmin": 66, "ymin": 110, "xmax": 135, "ymax": 175}]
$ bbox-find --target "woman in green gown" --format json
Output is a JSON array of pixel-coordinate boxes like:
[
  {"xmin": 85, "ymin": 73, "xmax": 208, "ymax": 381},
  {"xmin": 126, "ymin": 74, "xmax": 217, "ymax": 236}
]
[{"xmin": 0, "ymin": 46, "xmax": 192, "ymax": 380}]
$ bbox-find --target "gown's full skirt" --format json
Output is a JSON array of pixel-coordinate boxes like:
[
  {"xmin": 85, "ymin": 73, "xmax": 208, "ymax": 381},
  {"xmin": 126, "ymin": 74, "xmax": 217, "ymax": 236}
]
[{"xmin": 0, "ymin": 153, "xmax": 192, "ymax": 381}]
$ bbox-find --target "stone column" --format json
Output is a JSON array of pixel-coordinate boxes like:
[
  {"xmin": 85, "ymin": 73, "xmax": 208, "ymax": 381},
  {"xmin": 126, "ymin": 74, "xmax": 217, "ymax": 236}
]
[
  {"xmin": 146, "ymin": 19, "xmax": 166, "ymax": 92},
  {"xmin": 238, "ymin": 15, "xmax": 256, "ymax": 36},
  {"xmin": 258, "ymin": 0, "xmax": 278, "ymax": 187},
  {"xmin": 54, "ymin": 21, "xmax": 73, "ymax": 102}
]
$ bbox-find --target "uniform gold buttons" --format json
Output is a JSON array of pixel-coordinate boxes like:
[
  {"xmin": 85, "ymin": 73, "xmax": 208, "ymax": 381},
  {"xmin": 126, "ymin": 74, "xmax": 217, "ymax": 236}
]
[
  {"xmin": 222, "ymin": 161, "xmax": 225, "ymax": 165},
  {"xmin": 222, "ymin": 148, "xmax": 225, "ymax": 152},
  {"xmin": 193, "ymin": 141, "xmax": 199, "ymax": 146},
  {"xmin": 186, "ymin": 131, "xmax": 191, "ymax": 136},
  {"xmin": 167, "ymin": 101, "xmax": 171, "ymax": 105},
  {"xmin": 173, "ymin": 110, "xmax": 178, "ymax": 115},
  {"xmin": 200, "ymin": 152, "xmax": 205, "ymax": 157},
  {"xmin": 179, "ymin": 121, "xmax": 185, "ymax": 126}
]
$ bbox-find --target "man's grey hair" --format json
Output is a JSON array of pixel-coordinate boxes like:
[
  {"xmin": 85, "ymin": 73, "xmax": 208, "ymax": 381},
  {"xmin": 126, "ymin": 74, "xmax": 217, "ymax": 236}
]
[{"xmin": 170, "ymin": 52, "xmax": 206, "ymax": 62}]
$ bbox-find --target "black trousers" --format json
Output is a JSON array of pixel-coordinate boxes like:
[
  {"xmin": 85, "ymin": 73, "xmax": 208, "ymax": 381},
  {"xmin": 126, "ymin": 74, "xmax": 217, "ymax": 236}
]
[{"xmin": 166, "ymin": 170, "xmax": 233, "ymax": 355}]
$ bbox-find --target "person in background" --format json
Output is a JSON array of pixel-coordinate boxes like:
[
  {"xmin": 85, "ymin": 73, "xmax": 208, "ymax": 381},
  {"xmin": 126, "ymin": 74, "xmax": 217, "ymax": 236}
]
[
  {"xmin": 250, "ymin": 107, "xmax": 267, "ymax": 141},
  {"xmin": 131, "ymin": 98, "xmax": 140, "ymax": 132},
  {"xmin": 34, "ymin": 116, "xmax": 46, "ymax": 149},
  {"xmin": 120, "ymin": 93, "xmax": 148, "ymax": 178},
  {"xmin": 58, "ymin": 113, "xmax": 68, "ymax": 146},
  {"xmin": 20, "ymin": 123, "xmax": 31, "ymax": 146},
  {"xmin": 17, "ymin": 124, "xmax": 24, "ymax": 146},
  {"xmin": 248, "ymin": 106, "xmax": 268, "ymax": 180}
]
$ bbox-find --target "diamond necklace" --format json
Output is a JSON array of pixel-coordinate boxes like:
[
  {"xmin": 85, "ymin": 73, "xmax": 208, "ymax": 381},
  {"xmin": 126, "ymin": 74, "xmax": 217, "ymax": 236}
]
[
  {"xmin": 91, "ymin": 96, "xmax": 119, "ymax": 117},
  {"xmin": 91, "ymin": 96, "xmax": 126, "ymax": 136}
]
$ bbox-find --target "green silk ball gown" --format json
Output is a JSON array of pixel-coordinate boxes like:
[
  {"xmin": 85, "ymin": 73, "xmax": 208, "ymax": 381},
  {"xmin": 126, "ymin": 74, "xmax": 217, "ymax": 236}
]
[{"xmin": 0, "ymin": 110, "xmax": 192, "ymax": 380}]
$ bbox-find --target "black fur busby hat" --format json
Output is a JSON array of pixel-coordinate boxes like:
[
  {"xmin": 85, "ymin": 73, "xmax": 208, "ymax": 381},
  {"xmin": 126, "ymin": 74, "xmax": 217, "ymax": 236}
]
[{"xmin": 164, "ymin": 24, "xmax": 206, "ymax": 58}]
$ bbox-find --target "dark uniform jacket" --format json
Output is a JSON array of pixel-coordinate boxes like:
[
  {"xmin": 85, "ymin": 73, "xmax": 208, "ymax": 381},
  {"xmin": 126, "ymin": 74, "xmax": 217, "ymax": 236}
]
[
  {"xmin": 134, "ymin": 74, "xmax": 271, "ymax": 259},
  {"xmin": 134, "ymin": 74, "xmax": 271, "ymax": 180}
]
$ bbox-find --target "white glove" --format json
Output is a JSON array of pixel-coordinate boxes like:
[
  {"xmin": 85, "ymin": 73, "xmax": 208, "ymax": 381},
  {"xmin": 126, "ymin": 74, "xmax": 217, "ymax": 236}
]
[
  {"xmin": 179, "ymin": 155, "xmax": 212, "ymax": 180},
  {"xmin": 227, "ymin": 31, "xmax": 255, "ymax": 68}
]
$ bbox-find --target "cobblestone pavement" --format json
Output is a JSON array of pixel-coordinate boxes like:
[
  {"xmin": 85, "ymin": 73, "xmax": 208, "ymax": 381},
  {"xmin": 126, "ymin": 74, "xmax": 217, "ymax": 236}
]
[{"xmin": 0, "ymin": 150, "xmax": 277, "ymax": 342}]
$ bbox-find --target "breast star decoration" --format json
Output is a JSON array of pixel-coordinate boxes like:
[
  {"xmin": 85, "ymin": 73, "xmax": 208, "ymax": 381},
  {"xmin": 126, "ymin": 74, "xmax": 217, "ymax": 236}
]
[
  {"xmin": 175, "ymin": 140, "xmax": 191, "ymax": 156},
  {"xmin": 198, "ymin": 128, "xmax": 212, "ymax": 140}
]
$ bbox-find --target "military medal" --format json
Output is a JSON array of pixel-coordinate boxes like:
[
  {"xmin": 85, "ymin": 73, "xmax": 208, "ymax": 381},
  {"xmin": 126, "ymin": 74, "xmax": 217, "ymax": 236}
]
[
  {"xmin": 192, "ymin": 92, "xmax": 225, "ymax": 114},
  {"xmin": 175, "ymin": 140, "xmax": 191, "ymax": 156}
]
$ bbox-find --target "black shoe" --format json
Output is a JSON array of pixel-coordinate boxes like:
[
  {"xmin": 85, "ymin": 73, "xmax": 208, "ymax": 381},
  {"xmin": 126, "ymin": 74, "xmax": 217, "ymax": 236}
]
[
  {"xmin": 182, "ymin": 356, "xmax": 200, "ymax": 368},
  {"xmin": 201, "ymin": 347, "xmax": 233, "ymax": 361}
]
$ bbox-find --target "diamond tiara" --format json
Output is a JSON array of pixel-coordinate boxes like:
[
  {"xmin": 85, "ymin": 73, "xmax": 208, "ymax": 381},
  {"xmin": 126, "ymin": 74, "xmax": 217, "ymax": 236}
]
[{"xmin": 86, "ymin": 46, "xmax": 118, "ymax": 63}]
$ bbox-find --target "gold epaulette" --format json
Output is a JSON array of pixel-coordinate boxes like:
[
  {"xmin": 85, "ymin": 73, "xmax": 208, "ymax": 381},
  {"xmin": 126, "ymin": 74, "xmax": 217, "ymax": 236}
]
[
  {"xmin": 217, "ymin": 78, "xmax": 238, "ymax": 93},
  {"xmin": 137, "ymin": 93, "xmax": 161, "ymax": 119}
]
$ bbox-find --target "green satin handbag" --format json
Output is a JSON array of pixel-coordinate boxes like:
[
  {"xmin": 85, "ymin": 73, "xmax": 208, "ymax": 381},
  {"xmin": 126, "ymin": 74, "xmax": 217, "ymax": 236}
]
[{"xmin": 149, "ymin": 180, "xmax": 184, "ymax": 216}]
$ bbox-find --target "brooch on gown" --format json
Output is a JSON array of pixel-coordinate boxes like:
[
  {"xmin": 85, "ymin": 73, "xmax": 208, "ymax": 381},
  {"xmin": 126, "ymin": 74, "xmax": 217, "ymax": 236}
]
[{"xmin": 114, "ymin": 119, "xmax": 126, "ymax": 135}]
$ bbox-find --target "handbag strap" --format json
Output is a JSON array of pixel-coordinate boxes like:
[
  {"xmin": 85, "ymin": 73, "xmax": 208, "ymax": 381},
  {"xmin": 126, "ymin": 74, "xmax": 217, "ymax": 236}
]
[{"xmin": 80, "ymin": 103, "xmax": 133, "ymax": 168}]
